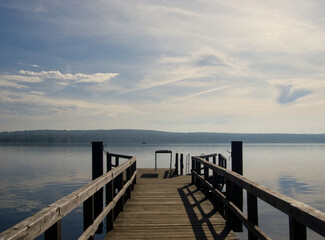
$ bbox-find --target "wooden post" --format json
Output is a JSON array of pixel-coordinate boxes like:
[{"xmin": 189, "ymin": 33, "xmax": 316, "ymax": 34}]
[
  {"xmin": 289, "ymin": 217, "xmax": 306, "ymax": 240},
  {"xmin": 227, "ymin": 141, "xmax": 243, "ymax": 232},
  {"xmin": 106, "ymin": 180, "xmax": 114, "ymax": 232},
  {"xmin": 92, "ymin": 141, "xmax": 103, "ymax": 234},
  {"xmin": 106, "ymin": 152, "xmax": 114, "ymax": 232},
  {"xmin": 83, "ymin": 196, "xmax": 94, "ymax": 240},
  {"xmin": 175, "ymin": 153, "xmax": 179, "ymax": 175},
  {"xmin": 114, "ymin": 173, "xmax": 124, "ymax": 220},
  {"xmin": 107, "ymin": 152, "xmax": 112, "ymax": 171},
  {"xmin": 44, "ymin": 220, "xmax": 62, "ymax": 240},
  {"xmin": 126, "ymin": 166, "xmax": 131, "ymax": 201},
  {"xmin": 232, "ymin": 141, "xmax": 243, "ymax": 175},
  {"xmin": 155, "ymin": 152, "xmax": 157, "ymax": 174},
  {"xmin": 191, "ymin": 158, "xmax": 196, "ymax": 184},
  {"xmin": 115, "ymin": 156, "xmax": 119, "ymax": 167},
  {"xmin": 247, "ymin": 192, "xmax": 258, "ymax": 240},
  {"xmin": 196, "ymin": 161, "xmax": 201, "ymax": 189},
  {"xmin": 133, "ymin": 160, "xmax": 137, "ymax": 185},
  {"xmin": 180, "ymin": 154, "xmax": 184, "ymax": 175}
]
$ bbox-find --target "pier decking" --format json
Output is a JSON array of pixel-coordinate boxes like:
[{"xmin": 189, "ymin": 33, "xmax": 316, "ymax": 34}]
[{"xmin": 105, "ymin": 168, "xmax": 238, "ymax": 239}]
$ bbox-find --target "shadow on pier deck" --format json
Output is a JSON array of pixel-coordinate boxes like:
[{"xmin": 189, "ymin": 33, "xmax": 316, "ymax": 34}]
[{"xmin": 105, "ymin": 168, "xmax": 238, "ymax": 240}]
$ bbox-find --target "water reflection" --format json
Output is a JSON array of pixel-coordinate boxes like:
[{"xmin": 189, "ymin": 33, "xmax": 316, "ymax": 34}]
[{"xmin": 278, "ymin": 175, "xmax": 315, "ymax": 197}]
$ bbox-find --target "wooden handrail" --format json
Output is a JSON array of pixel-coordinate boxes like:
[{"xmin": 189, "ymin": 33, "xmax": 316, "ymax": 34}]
[
  {"xmin": 0, "ymin": 157, "xmax": 136, "ymax": 240},
  {"xmin": 192, "ymin": 156, "xmax": 325, "ymax": 239},
  {"xmin": 106, "ymin": 152, "xmax": 134, "ymax": 159},
  {"xmin": 79, "ymin": 169, "xmax": 137, "ymax": 240}
]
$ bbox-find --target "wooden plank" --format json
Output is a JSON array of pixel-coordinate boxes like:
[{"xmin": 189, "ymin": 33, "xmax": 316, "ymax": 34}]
[{"xmin": 105, "ymin": 169, "xmax": 238, "ymax": 240}]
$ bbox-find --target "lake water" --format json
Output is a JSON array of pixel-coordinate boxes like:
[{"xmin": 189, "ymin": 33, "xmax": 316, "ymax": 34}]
[{"xmin": 0, "ymin": 143, "xmax": 324, "ymax": 239}]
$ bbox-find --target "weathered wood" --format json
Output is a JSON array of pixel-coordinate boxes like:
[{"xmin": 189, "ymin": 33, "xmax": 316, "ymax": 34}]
[
  {"xmin": 107, "ymin": 152, "xmax": 133, "ymax": 160},
  {"xmin": 247, "ymin": 192, "xmax": 258, "ymax": 240},
  {"xmin": 194, "ymin": 172, "xmax": 271, "ymax": 240},
  {"xmin": 106, "ymin": 180, "xmax": 114, "ymax": 232},
  {"xmin": 91, "ymin": 141, "xmax": 104, "ymax": 234},
  {"xmin": 105, "ymin": 169, "xmax": 238, "ymax": 240},
  {"xmin": 200, "ymin": 153, "xmax": 218, "ymax": 158},
  {"xmin": 180, "ymin": 153, "xmax": 184, "ymax": 175},
  {"xmin": 83, "ymin": 196, "xmax": 94, "ymax": 240},
  {"xmin": 230, "ymin": 141, "xmax": 243, "ymax": 232},
  {"xmin": 107, "ymin": 152, "xmax": 112, "ymax": 171},
  {"xmin": 79, "ymin": 170, "xmax": 137, "ymax": 240},
  {"xmin": 192, "ymin": 156, "xmax": 325, "ymax": 238},
  {"xmin": 175, "ymin": 153, "xmax": 179, "ymax": 175},
  {"xmin": 0, "ymin": 157, "xmax": 136, "ymax": 240}
]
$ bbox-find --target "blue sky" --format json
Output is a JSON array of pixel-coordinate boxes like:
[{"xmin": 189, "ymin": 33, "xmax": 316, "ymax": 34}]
[{"xmin": 1, "ymin": 0, "xmax": 325, "ymax": 133}]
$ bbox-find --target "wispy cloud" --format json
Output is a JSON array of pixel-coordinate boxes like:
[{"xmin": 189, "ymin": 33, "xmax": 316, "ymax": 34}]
[
  {"xmin": 173, "ymin": 86, "xmax": 231, "ymax": 102},
  {"xmin": 0, "ymin": 90, "xmax": 143, "ymax": 118}
]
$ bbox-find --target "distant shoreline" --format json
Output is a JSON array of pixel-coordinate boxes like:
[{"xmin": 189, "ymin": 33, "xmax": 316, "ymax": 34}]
[{"xmin": 1, "ymin": 129, "xmax": 325, "ymax": 144}]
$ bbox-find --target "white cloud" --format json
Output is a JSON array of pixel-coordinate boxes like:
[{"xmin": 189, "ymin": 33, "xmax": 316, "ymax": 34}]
[
  {"xmin": 0, "ymin": 74, "xmax": 43, "ymax": 83},
  {"xmin": 18, "ymin": 70, "xmax": 119, "ymax": 83}
]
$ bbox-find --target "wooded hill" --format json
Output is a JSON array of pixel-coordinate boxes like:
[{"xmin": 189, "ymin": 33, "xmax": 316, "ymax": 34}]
[{"xmin": 1, "ymin": 129, "xmax": 325, "ymax": 144}]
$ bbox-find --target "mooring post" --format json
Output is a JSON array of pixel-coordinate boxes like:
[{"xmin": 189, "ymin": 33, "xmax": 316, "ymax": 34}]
[
  {"xmin": 175, "ymin": 153, "xmax": 179, "ymax": 175},
  {"xmin": 226, "ymin": 141, "xmax": 243, "ymax": 232},
  {"xmin": 91, "ymin": 141, "xmax": 104, "ymax": 234},
  {"xmin": 180, "ymin": 154, "xmax": 184, "ymax": 175}
]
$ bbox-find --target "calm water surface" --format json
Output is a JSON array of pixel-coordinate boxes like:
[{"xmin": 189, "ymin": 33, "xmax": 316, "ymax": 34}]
[{"xmin": 0, "ymin": 143, "xmax": 324, "ymax": 239}]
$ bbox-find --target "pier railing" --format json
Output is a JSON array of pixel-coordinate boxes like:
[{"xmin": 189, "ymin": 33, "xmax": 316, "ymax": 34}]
[
  {"xmin": 192, "ymin": 154, "xmax": 325, "ymax": 240},
  {"xmin": 0, "ymin": 147, "xmax": 136, "ymax": 240}
]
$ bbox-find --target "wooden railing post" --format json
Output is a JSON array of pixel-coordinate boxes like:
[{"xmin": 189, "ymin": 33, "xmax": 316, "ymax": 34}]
[
  {"xmin": 106, "ymin": 179, "xmax": 114, "ymax": 232},
  {"xmin": 289, "ymin": 217, "xmax": 306, "ymax": 240},
  {"xmin": 107, "ymin": 152, "xmax": 112, "ymax": 171},
  {"xmin": 132, "ymin": 160, "xmax": 137, "ymax": 187},
  {"xmin": 83, "ymin": 196, "xmax": 94, "ymax": 240},
  {"xmin": 106, "ymin": 152, "xmax": 114, "ymax": 232},
  {"xmin": 247, "ymin": 192, "xmax": 258, "ymax": 240},
  {"xmin": 180, "ymin": 154, "xmax": 184, "ymax": 175},
  {"xmin": 175, "ymin": 153, "xmax": 179, "ymax": 175},
  {"xmin": 44, "ymin": 220, "xmax": 62, "ymax": 240},
  {"xmin": 126, "ymin": 166, "xmax": 132, "ymax": 201},
  {"xmin": 227, "ymin": 141, "xmax": 243, "ymax": 232},
  {"xmin": 191, "ymin": 158, "xmax": 196, "ymax": 184},
  {"xmin": 91, "ymin": 141, "xmax": 103, "ymax": 234},
  {"xmin": 204, "ymin": 157, "xmax": 209, "ymax": 196},
  {"xmin": 196, "ymin": 160, "xmax": 201, "ymax": 189}
]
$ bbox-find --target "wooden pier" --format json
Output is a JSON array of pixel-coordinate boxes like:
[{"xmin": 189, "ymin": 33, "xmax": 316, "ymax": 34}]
[
  {"xmin": 1, "ymin": 141, "xmax": 325, "ymax": 240},
  {"xmin": 105, "ymin": 168, "xmax": 238, "ymax": 239}
]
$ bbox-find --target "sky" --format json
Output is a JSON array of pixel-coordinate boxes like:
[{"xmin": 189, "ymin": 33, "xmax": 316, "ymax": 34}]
[{"xmin": 1, "ymin": 0, "xmax": 325, "ymax": 133}]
